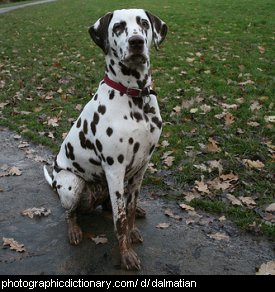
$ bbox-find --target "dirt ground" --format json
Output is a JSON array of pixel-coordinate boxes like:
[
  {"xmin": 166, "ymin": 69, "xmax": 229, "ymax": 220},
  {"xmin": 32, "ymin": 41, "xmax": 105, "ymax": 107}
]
[{"xmin": 0, "ymin": 126, "xmax": 274, "ymax": 275}]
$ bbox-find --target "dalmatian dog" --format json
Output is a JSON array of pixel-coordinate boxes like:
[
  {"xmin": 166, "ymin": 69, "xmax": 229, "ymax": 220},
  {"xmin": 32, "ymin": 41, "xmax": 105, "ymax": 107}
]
[{"xmin": 44, "ymin": 8, "xmax": 167, "ymax": 270}]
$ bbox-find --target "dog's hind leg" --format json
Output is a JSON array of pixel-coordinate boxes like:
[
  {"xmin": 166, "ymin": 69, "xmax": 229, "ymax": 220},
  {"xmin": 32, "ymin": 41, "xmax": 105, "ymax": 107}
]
[{"xmin": 53, "ymin": 170, "xmax": 85, "ymax": 245}]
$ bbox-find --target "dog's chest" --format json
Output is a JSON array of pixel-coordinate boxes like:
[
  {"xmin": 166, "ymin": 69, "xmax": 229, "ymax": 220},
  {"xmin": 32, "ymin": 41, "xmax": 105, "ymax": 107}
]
[{"xmin": 58, "ymin": 84, "xmax": 161, "ymax": 182}]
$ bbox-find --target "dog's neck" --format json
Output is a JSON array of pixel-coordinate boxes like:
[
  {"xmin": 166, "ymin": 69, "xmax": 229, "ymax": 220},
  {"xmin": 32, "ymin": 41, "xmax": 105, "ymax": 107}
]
[{"xmin": 105, "ymin": 55, "xmax": 152, "ymax": 90}]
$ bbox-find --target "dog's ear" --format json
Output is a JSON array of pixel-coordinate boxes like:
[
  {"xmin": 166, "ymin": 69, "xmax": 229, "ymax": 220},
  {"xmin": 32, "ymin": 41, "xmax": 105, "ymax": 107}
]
[
  {"xmin": 145, "ymin": 11, "xmax": 168, "ymax": 50},
  {"xmin": 89, "ymin": 12, "xmax": 113, "ymax": 54}
]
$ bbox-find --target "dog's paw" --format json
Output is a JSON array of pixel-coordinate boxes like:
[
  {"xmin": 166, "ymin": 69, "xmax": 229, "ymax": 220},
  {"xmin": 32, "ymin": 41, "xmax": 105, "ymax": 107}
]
[
  {"xmin": 135, "ymin": 205, "xmax": 146, "ymax": 219},
  {"xmin": 121, "ymin": 248, "xmax": 141, "ymax": 271},
  {"xmin": 130, "ymin": 227, "xmax": 143, "ymax": 244},
  {"xmin": 68, "ymin": 224, "xmax": 83, "ymax": 246}
]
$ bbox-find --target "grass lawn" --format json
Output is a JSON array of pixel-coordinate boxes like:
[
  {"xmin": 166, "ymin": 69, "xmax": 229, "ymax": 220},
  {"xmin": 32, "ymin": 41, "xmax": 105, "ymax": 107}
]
[{"xmin": 0, "ymin": 0, "xmax": 274, "ymax": 236}]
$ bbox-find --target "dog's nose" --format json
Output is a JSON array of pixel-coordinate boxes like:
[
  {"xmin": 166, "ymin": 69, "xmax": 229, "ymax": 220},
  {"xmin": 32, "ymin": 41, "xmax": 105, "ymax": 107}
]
[{"xmin": 128, "ymin": 36, "xmax": 144, "ymax": 49}]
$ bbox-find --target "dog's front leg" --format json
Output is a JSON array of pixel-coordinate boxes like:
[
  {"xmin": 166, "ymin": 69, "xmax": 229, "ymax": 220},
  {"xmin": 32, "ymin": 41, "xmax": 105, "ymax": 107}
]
[{"xmin": 105, "ymin": 169, "xmax": 141, "ymax": 271}]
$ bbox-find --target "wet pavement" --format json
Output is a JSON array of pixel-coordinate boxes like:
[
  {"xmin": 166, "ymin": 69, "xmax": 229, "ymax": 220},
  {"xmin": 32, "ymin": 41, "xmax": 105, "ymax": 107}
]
[{"xmin": 0, "ymin": 126, "xmax": 274, "ymax": 275}]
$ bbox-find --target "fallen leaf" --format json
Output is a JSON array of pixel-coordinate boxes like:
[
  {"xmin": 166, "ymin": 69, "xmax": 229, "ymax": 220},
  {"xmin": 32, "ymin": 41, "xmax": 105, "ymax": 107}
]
[
  {"xmin": 238, "ymin": 80, "xmax": 254, "ymax": 86},
  {"xmin": 89, "ymin": 234, "xmax": 108, "ymax": 245},
  {"xmin": 250, "ymin": 100, "xmax": 262, "ymax": 112},
  {"xmin": 224, "ymin": 112, "xmax": 235, "ymax": 126},
  {"xmin": 243, "ymin": 159, "xmax": 265, "ymax": 169},
  {"xmin": 185, "ymin": 219, "xmax": 195, "ymax": 225},
  {"xmin": 179, "ymin": 203, "xmax": 195, "ymax": 211},
  {"xmin": 195, "ymin": 177, "xmax": 210, "ymax": 194},
  {"xmin": 257, "ymin": 46, "xmax": 265, "ymax": 54},
  {"xmin": 182, "ymin": 191, "xmax": 201, "ymax": 202},
  {"xmin": 0, "ymin": 102, "xmax": 8, "ymax": 109},
  {"xmin": 3, "ymin": 237, "xmax": 25, "ymax": 253},
  {"xmin": 47, "ymin": 117, "xmax": 59, "ymax": 127},
  {"xmin": 172, "ymin": 105, "xmax": 181, "ymax": 113},
  {"xmin": 190, "ymin": 108, "xmax": 198, "ymax": 113},
  {"xmin": 219, "ymin": 216, "xmax": 226, "ymax": 221},
  {"xmin": 208, "ymin": 232, "xmax": 229, "ymax": 241},
  {"xmin": 13, "ymin": 134, "xmax": 21, "ymax": 140},
  {"xmin": 21, "ymin": 207, "xmax": 51, "ymax": 219},
  {"xmin": 239, "ymin": 196, "xmax": 256, "ymax": 208},
  {"xmin": 186, "ymin": 57, "xmax": 195, "ymax": 63},
  {"xmin": 207, "ymin": 137, "xmax": 221, "ymax": 153},
  {"xmin": 18, "ymin": 141, "xmax": 30, "ymax": 149},
  {"xmin": 156, "ymin": 223, "xmax": 170, "ymax": 229},
  {"xmin": 48, "ymin": 132, "xmax": 55, "ymax": 139},
  {"xmin": 147, "ymin": 162, "xmax": 158, "ymax": 174},
  {"xmin": 208, "ymin": 160, "xmax": 223, "ymax": 174},
  {"xmin": 163, "ymin": 156, "xmax": 174, "ymax": 167},
  {"xmin": 226, "ymin": 194, "xmax": 243, "ymax": 206},
  {"xmin": 75, "ymin": 104, "xmax": 83, "ymax": 111},
  {"xmin": 8, "ymin": 167, "xmax": 22, "ymax": 176},
  {"xmin": 208, "ymin": 178, "xmax": 231, "ymax": 191},
  {"xmin": 161, "ymin": 140, "xmax": 170, "ymax": 147},
  {"xmin": 247, "ymin": 121, "xmax": 260, "ymax": 127},
  {"xmin": 264, "ymin": 116, "xmax": 275, "ymax": 123},
  {"xmin": 256, "ymin": 260, "xmax": 275, "ymax": 275},
  {"xmin": 220, "ymin": 172, "xmax": 239, "ymax": 182},
  {"xmin": 266, "ymin": 203, "xmax": 275, "ymax": 212},
  {"xmin": 164, "ymin": 208, "xmax": 182, "ymax": 221}
]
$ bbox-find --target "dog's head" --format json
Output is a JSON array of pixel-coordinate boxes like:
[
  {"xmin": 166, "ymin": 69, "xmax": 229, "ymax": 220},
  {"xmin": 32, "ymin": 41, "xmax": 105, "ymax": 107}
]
[{"xmin": 89, "ymin": 9, "xmax": 167, "ymax": 67}]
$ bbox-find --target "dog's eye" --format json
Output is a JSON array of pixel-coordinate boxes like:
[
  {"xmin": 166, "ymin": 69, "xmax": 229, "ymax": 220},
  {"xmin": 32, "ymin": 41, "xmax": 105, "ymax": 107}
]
[
  {"xmin": 113, "ymin": 21, "xmax": 126, "ymax": 34},
  {"xmin": 141, "ymin": 19, "xmax": 149, "ymax": 29}
]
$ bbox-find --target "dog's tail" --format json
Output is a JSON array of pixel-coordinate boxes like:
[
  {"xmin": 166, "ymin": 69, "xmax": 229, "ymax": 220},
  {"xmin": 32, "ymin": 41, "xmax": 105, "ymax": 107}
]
[{"xmin": 43, "ymin": 165, "xmax": 53, "ymax": 187}]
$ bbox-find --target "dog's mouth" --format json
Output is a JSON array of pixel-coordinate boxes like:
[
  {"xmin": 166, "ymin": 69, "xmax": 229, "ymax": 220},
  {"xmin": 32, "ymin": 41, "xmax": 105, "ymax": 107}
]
[{"xmin": 122, "ymin": 53, "xmax": 148, "ymax": 66}]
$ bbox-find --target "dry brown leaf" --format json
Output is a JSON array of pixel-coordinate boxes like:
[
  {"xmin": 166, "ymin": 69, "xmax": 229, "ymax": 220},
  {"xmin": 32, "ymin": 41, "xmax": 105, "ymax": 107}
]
[
  {"xmin": 200, "ymin": 104, "xmax": 212, "ymax": 113},
  {"xmin": 3, "ymin": 237, "xmax": 25, "ymax": 253},
  {"xmin": 264, "ymin": 116, "xmax": 275, "ymax": 123},
  {"xmin": 257, "ymin": 46, "xmax": 265, "ymax": 54},
  {"xmin": 250, "ymin": 100, "xmax": 262, "ymax": 112},
  {"xmin": 226, "ymin": 194, "xmax": 243, "ymax": 206},
  {"xmin": 207, "ymin": 137, "xmax": 221, "ymax": 153},
  {"xmin": 208, "ymin": 178, "xmax": 231, "ymax": 191},
  {"xmin": 172, "ymin": 105, "xmax": 181, "ymax": 113},
  {"xmin": 243, "ymin": 159, "xmax": 265, "ymax": 169},
  {"xmin": 247, "ymin": 121, "xmax": 260, "ymax": 127},
  {"xmin": 208, "ymin": 160, "xmax": 223, "ymax": 174},
  {"xmin": 156, "ymin": 223, "xmax": 170, "ymax": 229},
  {"xmin": 208, "ymin": 232, "xmax": 229, "ymax": 241},
  {"xmin": 190, "ymin": 108, "xmax": 198, "ymax": 113},
  {"xmin": 224, "ymin": 112, "xmax": 235, "ymax": 126},
  {"xmin": 18, "ymin": 141, "xmax": 30, "ymax": 149},
  {"xmin": 13, "ymin": 134, "xmax": 21, "ymax": 140},
  {"xmin": 48, "ymin": 132, "xmax": 55, "ymax": 139},
  {"xmin": 256, "ymin": 260, "xmax": 275, "ymax": 275},
  {"xmin": 239, "ymin": 196, "xmax": 256, "ymax": 208},
  {"xmin": 90, "ymin": 234, "xmax": 108, "ymax": 245},
  {"xmin": 265, "ymin": 203, "xmax": 275, "ymax": 212},
  {"xmin": 147, "ymin": 162, "xmax": 158, "ymax": 174},
  {"xmin": 164, "ymin": 208, "xmax": 182, "ymax": 221},
  {"xmin": 219, "ymin": 216, "xmax": 226, "ymax": 221},
  {"xmin": 75, "ymin": 104, "xmax": 83, "ymax": 111},
  {"xmin": 9, "ymin": 166, "xmax": 22, "ymax": 176},
  {"xmin": 179, "ymin": 203, "xmax": 195, "ymax": 211},
  {"xmin": 220, "ymin": 172, "xmax": 239, "ymax": 182},
  {"xmin": 163, "ymin": 156, "xmax": 174, "ymax": 167},
  {"xmin": 47, "ymin": 117, "xmax": 59, "ymax": 127},
  {"xmin": 161, "ymin": 140, "xmax": 170, "ymax": 147},
  {"xmin": 195, "ymin": 177, "xmax": 210, "ymax": 194},
  {"xmin": 182, "ymin": 191, "xmax": 201, "ymax": 202},
  {"xmin": 21, "ymin": 207, "xmax": 51, "ymax": 219}
]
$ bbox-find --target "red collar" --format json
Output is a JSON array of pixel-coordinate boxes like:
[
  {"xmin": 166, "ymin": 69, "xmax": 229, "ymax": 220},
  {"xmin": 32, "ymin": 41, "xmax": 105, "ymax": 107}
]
[{"xmin": 104, "ymin": 75, "xmax": 151, "ymax": 98}]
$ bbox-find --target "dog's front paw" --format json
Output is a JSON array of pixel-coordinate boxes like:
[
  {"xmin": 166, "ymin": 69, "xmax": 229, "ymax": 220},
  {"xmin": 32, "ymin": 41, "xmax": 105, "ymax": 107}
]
[
  {"xmin": 121, "ymin": 248, "xmax": 141, "ymax": 270},
  {"xmin": 68, "ymin": 224, "xmax": 83, "ymax": 246},
  {"xmin": 130, "ymin": 227, "xmax": 143, "ymax": 244}
]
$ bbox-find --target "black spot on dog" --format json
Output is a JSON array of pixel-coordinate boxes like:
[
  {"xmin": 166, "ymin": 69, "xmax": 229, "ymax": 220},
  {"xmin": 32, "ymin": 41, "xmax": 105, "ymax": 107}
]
[
  {"xmin": 123, "ymin": 115, "xmax": 128, "ymax": 120},
  {"xmin": 83, "ymin": 119, "xmax": 88, "ymax": 134},
  {"xmin": 119, "ymin": 62, "xmax": 140, "ymax": 79},
  {"xmin": 52, "ymin": 180, "xmax": 57, "ymax": 189},
  {"xmin": 101, "ymin": 154, "xmax": 106, "ymax": 162},
  {"xmin": 118, "ymin": 154, "xmax": 124, "ymax": 163},
  {"xmin": 93, "ymin": 112, "xmax": 100, "ymax": 124},
  {"xmin": 149, "ymin": 144, "xmax": 155, "ymax": 155},
  {"xmin": 68, "ymin": 186, "xmax": 72, "ymax": 191},
  {"xmin": 109, "ymin": 64, "xmax": 116, "ymax": 76},
  {"xmin": 89, "ymin": 158, "xmax": 101, "ymax": 166},
  {"xmin": 72, "ymin": 162, "xmax": 85, "ymax": 173},
  {"xmin": 136, "ymin": 16, "xmax": 141, "ymax": 26},
  {"xmin": 133, "ymin": 112, "xmax": 143, "ymax": 122},
  {"xmin": 67, "ymin": 143, "xmax": 75, "ymax": 160},
  {"xmin": 130, "ymin": 112, "xmax": 134, "ymax": 120},
  {"xmin": 94, "ymin": 93, "xmax": 98, "ymax": 101},
  {"xmin": 133, "ymin": 142, "xmax": 140, "ymax": 153},
  {"xmin": 110, "ymin": 59, "xmax": 115, "ymax": 66},
  {"xmin": 129, "ymin": 137, "xmax": 134, "ymax": 144},
  {"xmin": 132, "ymin": 97, "xmax": 143, "ymax": 109},
  {"xmin": 152, "ymin": 116, "xmax": 162, "ymax": 129},
  {"xmin": 98, "ymin": 105, "xmax": 106, "ymax": 115},
  {"xmin": 111, "ymin": 48, "xmax": 119, "ymax": 58},
  {"xmin": 119, "ymin": 138, "xmax": 123, "ymax": 143},
  {"xmin": 150, "ymin": 124, "xmax": 155, "ymax": 133},
  {"xmin": 128, "ymin": 101, "xmax": 132, "ymax": 108},
  {"xmin": 116, "ymin": 191, "xmax": 122, "ymax": 199},
  {"xmin": 79, "ymin": 131, "xmax": 86, "ymax": 149},
  {"xmin": 96, "ymin": 139, "xmax": 103, "ymax": 152},
  {"xmin": 91, "ymin": 121, "xmax": 96, "ymax": 135},
  {"xmin": 107, "ymin": 156, "xmax": 114, "ymax": 165},
  {"xmin": 76, "ymin": 117, "xmax": 82, "ymax": 128},
  {"xmin": 109, "ymin": 90, "xmax": 115, "ymax": 100},
  {"xmin": 106, "ymin": 127, "xmax": 113, "ymax": 136}
]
